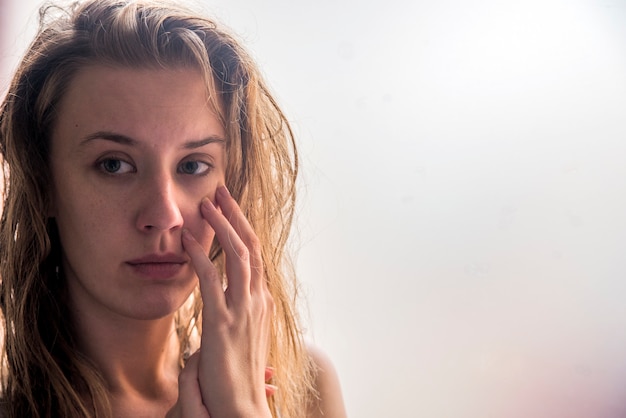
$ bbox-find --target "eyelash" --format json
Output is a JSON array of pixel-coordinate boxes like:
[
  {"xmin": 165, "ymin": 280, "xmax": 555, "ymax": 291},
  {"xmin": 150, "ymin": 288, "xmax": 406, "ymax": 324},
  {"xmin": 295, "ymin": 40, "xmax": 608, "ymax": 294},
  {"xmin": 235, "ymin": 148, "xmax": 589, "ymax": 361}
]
[
  {"xmin": 177, "ymin": 160, "xmax": 212, "ymax": 176},
  {"xmin": 95, "ymin": 157, "xmax": 213, "ymax": 177},
  {"xmin": 97, "ymin": 157, "xmax": 135, "ymax": 175}
]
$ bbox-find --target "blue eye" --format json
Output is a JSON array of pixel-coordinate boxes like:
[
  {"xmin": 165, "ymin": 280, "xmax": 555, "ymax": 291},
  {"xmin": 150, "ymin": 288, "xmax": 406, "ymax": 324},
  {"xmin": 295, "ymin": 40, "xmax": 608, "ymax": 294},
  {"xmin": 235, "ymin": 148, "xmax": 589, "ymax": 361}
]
[
  {"xmin": 178, "ymin": 160, "xmax": 211, "ymax": 175},
  {"xmin": 98, "ymin": 158, "xmax": 135, "ymax": 174}
]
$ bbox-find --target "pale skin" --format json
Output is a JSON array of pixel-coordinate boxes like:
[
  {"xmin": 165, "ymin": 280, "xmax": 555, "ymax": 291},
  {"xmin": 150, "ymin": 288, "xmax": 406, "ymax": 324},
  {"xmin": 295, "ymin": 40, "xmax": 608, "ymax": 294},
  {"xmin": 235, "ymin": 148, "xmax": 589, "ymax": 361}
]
[{"xmin": 49, "ymin": 65, "xmax": 346, "ymax": 417}]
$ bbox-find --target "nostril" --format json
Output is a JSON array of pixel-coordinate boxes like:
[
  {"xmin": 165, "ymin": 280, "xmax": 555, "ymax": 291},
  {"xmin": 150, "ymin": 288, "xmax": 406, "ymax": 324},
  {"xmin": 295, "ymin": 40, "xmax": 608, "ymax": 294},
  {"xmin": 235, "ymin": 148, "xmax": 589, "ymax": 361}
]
[{"xmin": 135, "ymin": 187, "xmax": 185, "ymax": 232}]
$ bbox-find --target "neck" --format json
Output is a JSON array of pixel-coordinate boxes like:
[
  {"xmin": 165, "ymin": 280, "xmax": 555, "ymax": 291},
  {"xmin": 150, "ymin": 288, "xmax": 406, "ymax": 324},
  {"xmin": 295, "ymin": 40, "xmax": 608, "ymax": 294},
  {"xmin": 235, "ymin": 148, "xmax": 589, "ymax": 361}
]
[{"xmin": 70, "ymin": 300, "xmax": 180, "ymax": 399}]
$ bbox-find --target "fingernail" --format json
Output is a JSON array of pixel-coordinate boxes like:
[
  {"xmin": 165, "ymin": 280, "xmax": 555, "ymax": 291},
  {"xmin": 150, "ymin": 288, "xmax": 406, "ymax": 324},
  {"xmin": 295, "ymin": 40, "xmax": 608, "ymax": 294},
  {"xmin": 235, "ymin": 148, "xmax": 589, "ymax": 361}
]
[
  {"xmin": 202, "ymin": 197, "xmax": 214, "ymax": 210},
  {"xmin": 181, "ymin": 228, "xmax": 193, "ymax": 241},
  {"xmin": 218, "ymin": 185, "xmax": 231, "ymax": 197},
  {"xmin": 265, "ymin": 384, "xmax": 278, "ymax": 396}
]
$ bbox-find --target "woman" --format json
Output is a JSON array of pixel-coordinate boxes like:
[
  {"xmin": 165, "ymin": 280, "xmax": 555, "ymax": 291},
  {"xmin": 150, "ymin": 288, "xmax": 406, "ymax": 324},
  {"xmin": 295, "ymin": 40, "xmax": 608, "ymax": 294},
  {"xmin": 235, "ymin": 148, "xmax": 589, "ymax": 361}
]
[{"xmin": 0, "ymin": 0, "xmax": 346, "ymax": 417}]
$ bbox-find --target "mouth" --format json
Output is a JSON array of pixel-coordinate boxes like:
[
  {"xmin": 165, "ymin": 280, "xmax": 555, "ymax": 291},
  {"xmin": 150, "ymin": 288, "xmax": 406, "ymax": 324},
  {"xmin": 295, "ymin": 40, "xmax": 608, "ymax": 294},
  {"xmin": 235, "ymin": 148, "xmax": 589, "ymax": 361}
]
[
  {"xmin": 127, "ymin": 253, "xmax": 188, "ymax": 264},
  {"xmin": 126, "ymin": 254, "xmax": 188, "ymax": 280}
]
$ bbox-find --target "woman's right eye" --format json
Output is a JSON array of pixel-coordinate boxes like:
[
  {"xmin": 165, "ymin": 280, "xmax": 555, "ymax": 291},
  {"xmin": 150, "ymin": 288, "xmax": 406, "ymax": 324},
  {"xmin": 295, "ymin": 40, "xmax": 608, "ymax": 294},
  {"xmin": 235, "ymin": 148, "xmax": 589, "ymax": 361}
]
[{"xmin": 97, "ymin": 158, "xmax": 135, "ymax": 174}]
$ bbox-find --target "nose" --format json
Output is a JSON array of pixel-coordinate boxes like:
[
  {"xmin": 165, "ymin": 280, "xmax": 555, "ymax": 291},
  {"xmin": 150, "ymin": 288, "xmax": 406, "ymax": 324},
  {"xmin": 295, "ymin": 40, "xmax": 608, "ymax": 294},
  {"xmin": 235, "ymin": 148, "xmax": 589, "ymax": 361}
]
[{"xmin": 135, "ymin": 174, "xmax": 184, "ymax": 233}]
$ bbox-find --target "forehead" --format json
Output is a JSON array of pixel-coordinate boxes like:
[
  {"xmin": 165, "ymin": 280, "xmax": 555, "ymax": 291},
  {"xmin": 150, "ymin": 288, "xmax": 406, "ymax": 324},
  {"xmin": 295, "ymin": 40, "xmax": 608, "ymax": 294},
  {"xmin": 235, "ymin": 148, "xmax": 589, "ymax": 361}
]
[
  {"xmin": 59, "ymin": 65, "xmax": 218, "ymax": 114},
  {"xmin": 53, "ymin": 65, "xmax": 225, "ymax": 145}
]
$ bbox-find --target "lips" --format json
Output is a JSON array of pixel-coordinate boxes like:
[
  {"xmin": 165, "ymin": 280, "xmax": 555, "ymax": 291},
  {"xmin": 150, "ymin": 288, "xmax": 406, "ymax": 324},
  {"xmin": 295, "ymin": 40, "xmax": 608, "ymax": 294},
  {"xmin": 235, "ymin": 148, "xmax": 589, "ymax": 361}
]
[{"xmin": 126, "ymin": 253, "xmax": 188, "ymax": 280}]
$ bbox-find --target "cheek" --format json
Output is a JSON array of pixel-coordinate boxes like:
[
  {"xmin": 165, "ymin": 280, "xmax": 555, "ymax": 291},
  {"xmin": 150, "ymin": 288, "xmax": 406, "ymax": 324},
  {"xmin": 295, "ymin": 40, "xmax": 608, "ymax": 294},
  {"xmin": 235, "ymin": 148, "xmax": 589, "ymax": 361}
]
[
  {"xmin": 55, "ymin": 189, "xmax": 103, "ymax": 230},
  {"xmin": 199, "ymin": 223, "xmax": 216, "ymax": 252},
  {"xmin": 67, "ymin": 195, "xmax": 127, "ymax": 235},
  {"xmin": 181, "ymin": 186, "xmax": 222, "ymax": 251},
  {"xmin": 183, "ymin": 209, "xmax": 215, "ymax": 252}
]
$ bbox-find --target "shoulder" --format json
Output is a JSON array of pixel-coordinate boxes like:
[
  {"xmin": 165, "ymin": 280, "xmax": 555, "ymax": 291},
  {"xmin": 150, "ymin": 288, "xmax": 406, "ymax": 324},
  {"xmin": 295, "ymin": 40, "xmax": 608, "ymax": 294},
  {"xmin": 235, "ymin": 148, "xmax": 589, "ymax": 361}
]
[{"xmin": 306, "ymin": 344, "xmax": 347, "ymax": 418}]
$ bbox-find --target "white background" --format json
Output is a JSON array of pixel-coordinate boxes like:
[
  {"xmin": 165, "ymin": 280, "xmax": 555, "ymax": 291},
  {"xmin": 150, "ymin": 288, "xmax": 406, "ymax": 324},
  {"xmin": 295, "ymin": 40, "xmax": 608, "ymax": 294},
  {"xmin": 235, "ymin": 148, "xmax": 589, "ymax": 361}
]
[{"xmin": 2, "ymin": 1, "xmax": 626, "ymax": 417}]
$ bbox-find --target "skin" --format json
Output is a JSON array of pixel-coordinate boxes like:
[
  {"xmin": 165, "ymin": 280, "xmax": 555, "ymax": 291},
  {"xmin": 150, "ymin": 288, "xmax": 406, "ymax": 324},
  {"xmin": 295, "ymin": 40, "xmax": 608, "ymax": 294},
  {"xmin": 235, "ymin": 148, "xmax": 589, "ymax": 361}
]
[{"xmin": 49, "ymin": 65, "xmax": 346, "ymax": 417}]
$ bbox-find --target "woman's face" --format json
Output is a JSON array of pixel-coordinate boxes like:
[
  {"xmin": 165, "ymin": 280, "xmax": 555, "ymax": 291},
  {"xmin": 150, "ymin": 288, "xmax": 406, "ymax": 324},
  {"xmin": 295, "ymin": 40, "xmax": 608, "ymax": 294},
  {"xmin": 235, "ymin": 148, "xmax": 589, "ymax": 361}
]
[{"xmin": 50, "ymin": 66, "xmax": 226, "ymax": 321}]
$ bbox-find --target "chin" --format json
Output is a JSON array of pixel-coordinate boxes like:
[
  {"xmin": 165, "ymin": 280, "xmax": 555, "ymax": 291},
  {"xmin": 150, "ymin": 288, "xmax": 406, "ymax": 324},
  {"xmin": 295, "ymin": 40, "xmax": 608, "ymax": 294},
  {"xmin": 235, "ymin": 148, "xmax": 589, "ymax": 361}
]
[{"xmin": 124, "ymin": 289, "xmax": 195, "ymax": 321}]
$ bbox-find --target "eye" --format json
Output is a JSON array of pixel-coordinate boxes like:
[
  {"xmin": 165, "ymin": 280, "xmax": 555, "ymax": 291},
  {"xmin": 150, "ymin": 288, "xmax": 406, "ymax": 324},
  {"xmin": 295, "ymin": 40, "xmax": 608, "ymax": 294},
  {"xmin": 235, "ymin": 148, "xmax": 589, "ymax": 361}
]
[
  {"xmin": 178, "ymin": 160, "xmax": 211, "ymax": 175},
  {"xmin": 97, "ymin": 158, "xmax": 135, "ymax": 175}
]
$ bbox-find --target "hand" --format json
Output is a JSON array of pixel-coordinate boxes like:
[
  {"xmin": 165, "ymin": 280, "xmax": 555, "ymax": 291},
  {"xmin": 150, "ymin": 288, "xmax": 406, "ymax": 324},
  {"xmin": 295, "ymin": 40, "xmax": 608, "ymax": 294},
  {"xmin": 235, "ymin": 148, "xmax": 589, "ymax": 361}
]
[
  {"xmin": 166, "ymin": 352, "xmax": 211, "ymax": 418},
  {"xmin": 167, "ymin": 360, "xmax": 277, "ymax": 417},
  {"xmin": 181, "ymin": 185, "xmax": 274, "ymax": 418}
]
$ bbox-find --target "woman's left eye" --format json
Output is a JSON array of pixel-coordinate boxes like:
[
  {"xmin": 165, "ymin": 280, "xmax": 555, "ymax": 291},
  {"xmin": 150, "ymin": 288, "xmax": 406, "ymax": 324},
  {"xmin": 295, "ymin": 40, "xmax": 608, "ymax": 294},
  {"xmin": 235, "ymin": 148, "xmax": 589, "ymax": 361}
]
[{"xmin": 178, "ymin": 160, "xmax": 211, "ymax": 175}]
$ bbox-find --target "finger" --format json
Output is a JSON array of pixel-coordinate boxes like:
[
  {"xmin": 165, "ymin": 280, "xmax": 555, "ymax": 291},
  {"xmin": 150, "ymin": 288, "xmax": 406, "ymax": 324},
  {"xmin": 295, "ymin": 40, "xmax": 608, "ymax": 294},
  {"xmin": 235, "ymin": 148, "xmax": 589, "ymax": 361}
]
[
  {"xmin": 200, "ymin": 194, "xmax": 252, "ymax": 299},
  {"xmin": 214, "ymin": 186, "xmax": 264, "ymax": 292},
  {"xmin": 265, "ymin": 384, "xmax": 278, "ymax": 397},
  {"xmin": 264, "ymin": 367, "xmax": 276, "ymax": 398},
  {"xmin": 176, "ymin": 352, "xmax": 211, "ymax": 417},
  {"xmin": 182, "ymin": 228, "xmax": 226, "ymax": 311}
]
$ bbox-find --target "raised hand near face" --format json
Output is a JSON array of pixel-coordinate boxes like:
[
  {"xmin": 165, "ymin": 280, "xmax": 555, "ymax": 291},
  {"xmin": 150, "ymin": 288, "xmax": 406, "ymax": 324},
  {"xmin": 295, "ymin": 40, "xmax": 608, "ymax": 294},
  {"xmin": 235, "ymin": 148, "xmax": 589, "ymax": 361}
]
[{"xmin": 176, "ymin": 185, "xmax": 275, "ymax": 418}]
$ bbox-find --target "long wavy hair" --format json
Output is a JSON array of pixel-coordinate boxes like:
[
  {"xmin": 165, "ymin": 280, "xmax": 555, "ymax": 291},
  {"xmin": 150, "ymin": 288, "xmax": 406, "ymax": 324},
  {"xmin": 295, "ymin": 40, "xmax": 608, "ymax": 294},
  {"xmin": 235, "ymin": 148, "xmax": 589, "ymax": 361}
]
[{"xmin": 0, "ymin": 1, "xmax": 313, "ymax": 416}]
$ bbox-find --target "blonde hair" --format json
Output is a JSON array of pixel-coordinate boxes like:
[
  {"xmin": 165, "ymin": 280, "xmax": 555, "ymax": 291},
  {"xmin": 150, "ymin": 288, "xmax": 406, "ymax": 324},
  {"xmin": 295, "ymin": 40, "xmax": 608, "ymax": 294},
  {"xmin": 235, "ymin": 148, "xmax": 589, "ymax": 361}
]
[{"xmin": 0, "ymin": 1, "xmax": 313, "ymax": 416}]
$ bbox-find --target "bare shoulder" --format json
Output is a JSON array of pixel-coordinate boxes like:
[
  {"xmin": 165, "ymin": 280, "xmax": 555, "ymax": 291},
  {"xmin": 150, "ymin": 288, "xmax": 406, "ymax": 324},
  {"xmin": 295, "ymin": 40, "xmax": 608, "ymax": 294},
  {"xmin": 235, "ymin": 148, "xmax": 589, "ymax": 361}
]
[{"xmin": 306, "ymin": 344, "xmax": 347, "ymax": 418}]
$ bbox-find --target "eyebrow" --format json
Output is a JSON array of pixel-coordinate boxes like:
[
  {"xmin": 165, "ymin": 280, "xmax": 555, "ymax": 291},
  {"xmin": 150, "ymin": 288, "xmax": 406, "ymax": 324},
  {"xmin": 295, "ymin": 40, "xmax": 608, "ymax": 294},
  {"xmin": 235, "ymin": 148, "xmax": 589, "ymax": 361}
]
[
  {"xmin": 183, "ymin": 136, "xmax": 226, "ymax": 149},
  {"xmin": 80, "ymin": 131, "xmax": 226, "ymax": 149}
]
